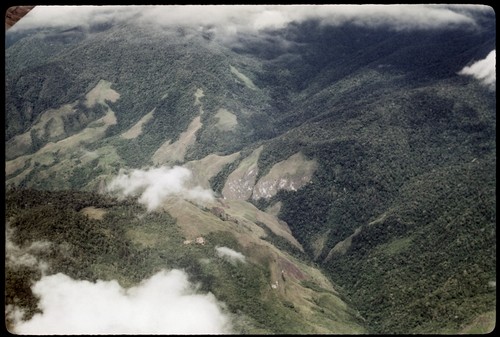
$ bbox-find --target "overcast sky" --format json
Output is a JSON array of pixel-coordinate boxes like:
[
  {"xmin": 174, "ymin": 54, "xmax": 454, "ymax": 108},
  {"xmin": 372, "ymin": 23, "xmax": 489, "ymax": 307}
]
[{"xmin": 10, "ymin": 4, "xmax": 492, "ymax": 34}]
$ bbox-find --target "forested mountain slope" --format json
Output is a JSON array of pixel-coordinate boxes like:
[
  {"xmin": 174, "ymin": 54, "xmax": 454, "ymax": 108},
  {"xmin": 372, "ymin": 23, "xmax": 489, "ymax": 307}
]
[{"xmin": 5, "ymin": 5, "xmax": 496, "ymax": 334}]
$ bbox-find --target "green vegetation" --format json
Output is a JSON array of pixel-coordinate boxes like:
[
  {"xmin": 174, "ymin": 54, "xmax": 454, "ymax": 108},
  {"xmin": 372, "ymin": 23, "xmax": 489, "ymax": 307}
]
[
  {"xmin": 5, "ymin": 188, "xmax": 364, "ymax": 333},
  {"xmin": 254, "ymin": 221, "xmax": 309, "ymax": 261},
  {"xmin": 67, "ymin": 158, "xmax": 104, "ymax": 189},
  {"xmin": 325, "ymin": 158, "xmax": 496, "ymax": 333},
  {"xmin": 209, "ymin": 152, "xmax": 247, "ymax": 195},
  {"xmin": 5, "ymin": 14, "xmax": 496, "ymax": 334}
]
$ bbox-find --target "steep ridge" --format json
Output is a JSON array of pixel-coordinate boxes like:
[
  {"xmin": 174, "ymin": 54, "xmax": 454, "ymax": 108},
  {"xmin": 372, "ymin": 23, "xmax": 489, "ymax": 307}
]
[{"xmin": 5, "ymin": 6, "xmax": 496, "ymax": 334}]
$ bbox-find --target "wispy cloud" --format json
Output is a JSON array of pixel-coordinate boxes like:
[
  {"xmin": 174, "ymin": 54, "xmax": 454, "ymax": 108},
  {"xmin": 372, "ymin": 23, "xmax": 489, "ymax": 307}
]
[
  {"xmin": 459, "ymin": 50, "xmax": 496, "ymax": 90},
  {"xmin": 107, "ymin": 166, "xmax": 214, "ymax": 211},
  {"xmin": 10, "ymin": 269, "xmax": 232, "ymax": 334},
  {"xmin": 5, "ymin": 227, "xmax": 50, "ymax": 274},
  {"xmin": 10, "ymin": 4, "xmax": 489, "ymax": 34},
  {"xmin": 216, "ymin": 246, "xmax": 246, "ymax": 264}
]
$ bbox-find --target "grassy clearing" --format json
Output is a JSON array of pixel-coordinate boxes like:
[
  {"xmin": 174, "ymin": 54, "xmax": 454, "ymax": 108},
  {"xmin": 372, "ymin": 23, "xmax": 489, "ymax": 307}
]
[
  {"xmin": 230, "ymin": 65, "xmax": 258, "ymax": 90},
  {"xmin": 6, "ymin": 108, "xmax": 117, "ymax": 185},
  {"xmin": 325, "ymin": 227, "xmax": 363, "ymax": 261},
  {"xmin": 161, "ymin": 197, "xmax": 231, "ymax": 239},
  {"xmin": 214, "ymin": 108, "xmax": 238, "ymax": 131},
  {"xmin": 184, "ymin": 152, "xmax": 241, "ymax": 189},
  {"xmin": 265, "ymin": 201, "xmax": 282, "ymax": 217},
  {"xmin": 377, "ymin": 236, "xmax": 413, "ymax": 256},
  {"xmin": 7, "ymin": 135, "xmax": 123, "ymax": 191},
  {"xmin": 6, "ymin": 103, "xmax": 77, "ymax": 157},
  {"xmin": 459, "ymin": 311, "xmax": 496, "ymax": 334},
  {"xmin": 252, "ymin": 152, "xmax": 318, "ymax": 200},
  {"xmin": 6, "ymin": 154, "xmax": 32, "ymax": 177},
  {"xmin": 310, "ymin": 229, "xmax": 331, "ymax": 260},
  {"xmin": 80, "ymin": 206, "xmax": 107, "ymax": 220},
  {"xmin": 225, "ymin": 199, "xmax": 303, "ymax": 251},
  {"xmin": 120, "ymin": 109, "xmax": 155, "ymax": 139},
  {"xmin": 152, "ymin": 116, "xmax": 202, "ymax": 165},
  {"xmin": 194, "ymin": 88, "xmax": 204, "ymax": 106},
  {"xmin": 42, "ymin": 108, "xmax": 116, "ymax": 153},
  {"xmin": 84, "ymin": 79, "xmax": 120, "ymax": 108},
  {"xmin": 222, "ymin": 146, "xmax": 263, "ymax": 200},
  {"xmin": 6, "ymin": 132, "xmax": 32, "ymax": 160}
]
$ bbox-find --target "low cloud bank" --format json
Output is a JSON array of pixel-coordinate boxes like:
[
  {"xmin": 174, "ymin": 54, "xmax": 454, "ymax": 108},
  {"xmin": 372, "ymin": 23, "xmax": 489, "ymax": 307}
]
[
  {"xmin": 11, "ymin": 269, "xmax": 232, "ymax": 335},
  {"xmin": 107, "ymin": 166, "xmax": 214, "ymax": 211},
  {"xmin": 216, "ymin": 246, "xmax": 246, "ymax": 264},
  {"xmin": 10, "ymin": 5, "xmax": 489, "ymax": 34},
  {"xmin": 459, "ymin": 50, "xmax": 496, "ymax": 90}
]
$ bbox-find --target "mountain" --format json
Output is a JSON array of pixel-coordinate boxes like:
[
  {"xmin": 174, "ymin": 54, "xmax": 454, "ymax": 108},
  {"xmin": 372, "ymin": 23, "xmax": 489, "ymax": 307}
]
[{"xmin": 4, "ymin": 5, "xmax": 496, "ymax": 334}]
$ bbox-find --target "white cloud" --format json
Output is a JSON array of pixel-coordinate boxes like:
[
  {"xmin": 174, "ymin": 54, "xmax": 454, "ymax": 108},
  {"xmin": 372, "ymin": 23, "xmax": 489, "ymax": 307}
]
[
  {"xmin": 5, "ymin": 227, "xmax": 51, "ymax": 274},
  {"xmin": 8, "ymin": 5, "xmax": 135, "ymax": 31},
  {"xmin": 107, "ymin": 166, "xmax": 214, "ymax": 211},
  {"xmin": 459, "ymin": 50, "xmax": 496, "ymax": 90},
  {"xmin": 216, "ymin": 246, "xmax": 246, "ymax": 264},
  {"xmin": 307, "ymin": 4, "xmax": 480, "ymax": 30},
  {"xmin": 9, "ymin": 4, "xmax": 488, "ymax": 34},
  {"xmin": 11, "ymin": 269, "xmax": 232, "ymax": 335}
]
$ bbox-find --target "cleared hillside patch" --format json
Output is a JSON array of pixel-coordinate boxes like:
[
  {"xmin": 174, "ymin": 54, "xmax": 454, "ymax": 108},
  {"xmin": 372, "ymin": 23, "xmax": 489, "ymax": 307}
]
[
  {"xmin": 80, "ymin": 206, "xmax": 107, "ymax": 220},
  {"xmin": 6, "ymin": 108, "xmax": 118, "ymax": 188},
  {"xmin": 152, "ymin": 116, "xmax": 202, "ymax": 165},
  {"xmin": 194, "ymin": 88, "xmax": 204, "ymax": 106},
  {"xmin": 6, "ymin": 103, "xmax": 78, "ymax": 159},
  {"xmin": 459, "ymin": 311, "xmax": 496, "ymax": 334},
  {"xmin": 230, "ymin": 65, "xmax": 258, "ymax": 90},
  {"xmin": 214, "ymin": 108, "xmax": 238, "ymax": 131},
  {"xmin": 252, "ymin": 152, "xmax": 318, "ymax": 200},
  {"xmin": 84, "ymin": 79, "xmax": 120, "ymax": 108},
  {"xmin": 120, "ymin": 109, "xmax": 155, "ymax": 139},
  {"xmin": 224, "ymin": 199, "xmax": 303, "ymax": 252},
  {"xmin": 184, "ymin": 152, "xmax": 241, "ymax": 189},
  {"xmin": 222, "ymin": 146, "xmax": 263, "ymax": 200}
]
